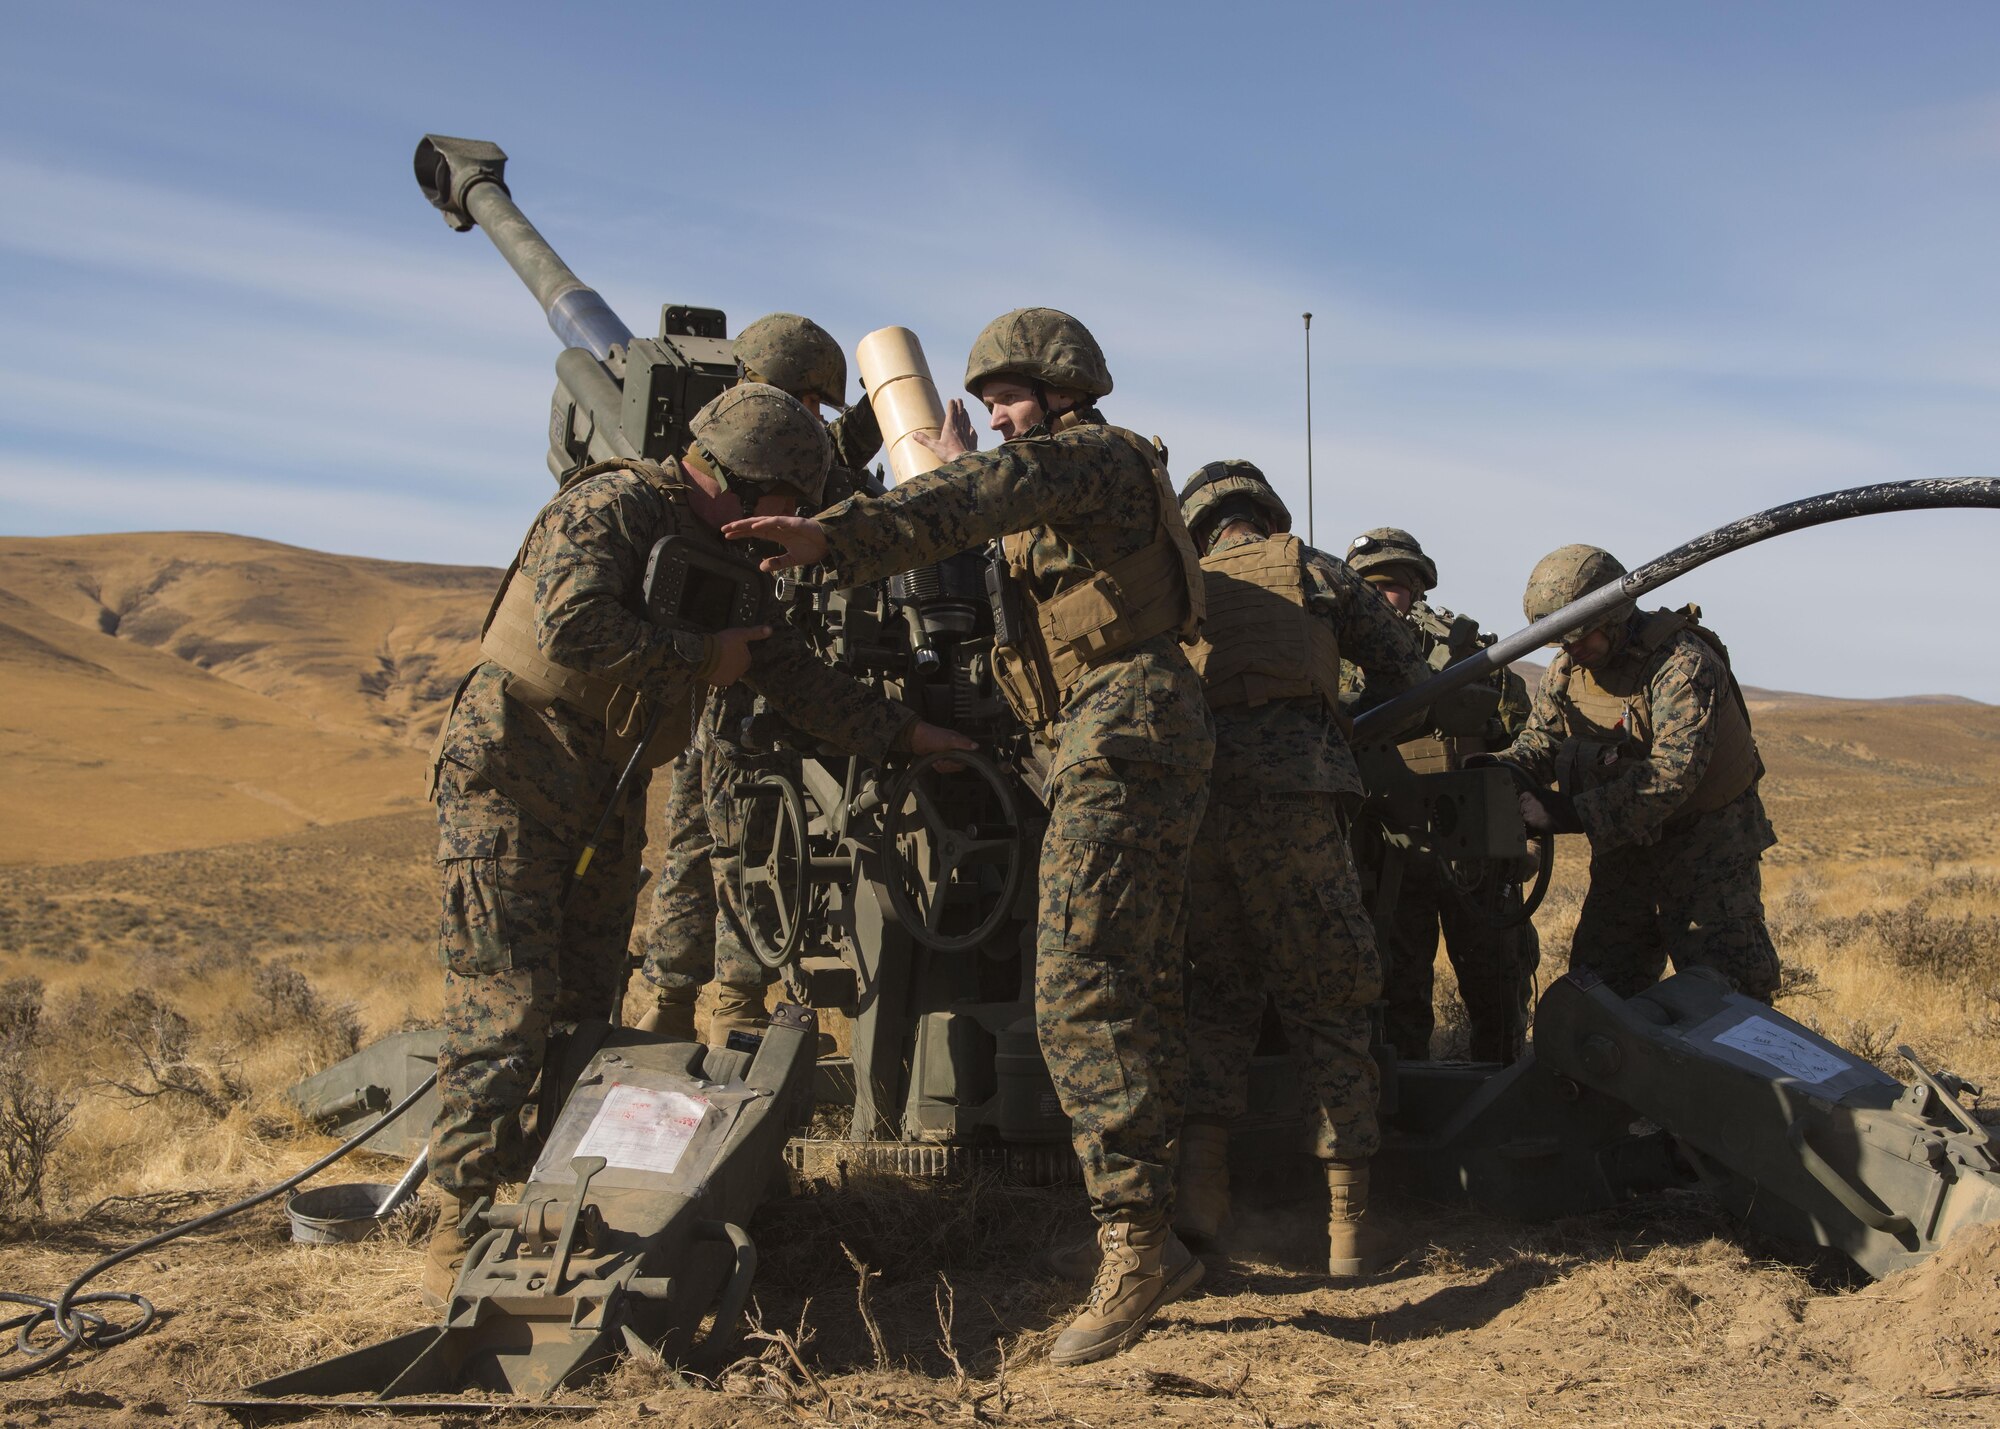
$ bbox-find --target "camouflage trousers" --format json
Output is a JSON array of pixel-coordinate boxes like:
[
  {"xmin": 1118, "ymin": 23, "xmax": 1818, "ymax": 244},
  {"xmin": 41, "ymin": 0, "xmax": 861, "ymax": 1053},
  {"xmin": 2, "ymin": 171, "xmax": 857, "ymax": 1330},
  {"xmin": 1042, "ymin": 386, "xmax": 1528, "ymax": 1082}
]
[
  {"xmin": 1572, "ymin": 784, "xmax": 1779, "ymax": 1002},
  {"xmin": 1186, "ymin": 792, "xmax": 1384, "ymax": 1161},
  {"xmin": 1036, "ymin": 755, "xmax": 1205, "ymax": 1222},
  {"xmin": 428, "ymin": 759, "xmax": 647, "ymax": 1197},
  {"xmin": 638, "ymin": 743, "xmax": 771, "ymax": 1004},
  {"xmin": 1380, "ymin": 849, "xmax": 1541, "ymax": 1064}
]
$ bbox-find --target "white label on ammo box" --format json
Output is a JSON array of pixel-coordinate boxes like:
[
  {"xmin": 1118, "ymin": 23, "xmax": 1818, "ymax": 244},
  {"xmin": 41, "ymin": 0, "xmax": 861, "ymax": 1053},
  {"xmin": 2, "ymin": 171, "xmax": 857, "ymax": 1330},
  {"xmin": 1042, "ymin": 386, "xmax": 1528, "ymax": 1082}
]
[
  {"xmin": 573, "ymin": 1083, "xmax": 711, "ymax": 1175},
  {"xmin": 1711, "ymin": 1016, "xmax": 1852, "ymax": 1085}
]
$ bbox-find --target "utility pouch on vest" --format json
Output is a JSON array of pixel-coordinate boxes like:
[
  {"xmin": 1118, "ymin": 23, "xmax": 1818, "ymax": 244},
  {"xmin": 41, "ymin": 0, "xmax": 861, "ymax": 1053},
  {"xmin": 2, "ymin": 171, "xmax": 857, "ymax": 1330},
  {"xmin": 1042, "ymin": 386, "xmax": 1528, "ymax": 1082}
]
[
  {"xmin": 984, "ymin": 547, "xmax": 1058, "ymax": 729},
  {"xmin": 985, "ymin": 429, "xmax": 1202, "ymax": 730}
]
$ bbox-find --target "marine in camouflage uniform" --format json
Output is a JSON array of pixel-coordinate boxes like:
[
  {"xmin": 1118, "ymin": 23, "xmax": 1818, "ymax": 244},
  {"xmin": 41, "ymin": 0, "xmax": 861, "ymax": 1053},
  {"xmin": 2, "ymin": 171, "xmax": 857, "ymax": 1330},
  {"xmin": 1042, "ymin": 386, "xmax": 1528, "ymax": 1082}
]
[
  {"xmin": 1342, "ymin": 528, "xmax": 1540, "ymax": 1064},
  {"xmin": 1496, "ymin": 544, "xmax": 1779, "ymax": 1002},
  {"xmin": 1171, "ymin": 468, "xmax": 1432, "ymax": 1278},
  {"xmin": 423, "ymin": 384, "xmax": 936, "ymax": 1305},
  {"xmin": 726, "ymin": 308, "xmax": 1214, "ymax": 1367},
  {"xmin": 639, "ymin": 314, "xmax": 886, "ymax": 1042}
]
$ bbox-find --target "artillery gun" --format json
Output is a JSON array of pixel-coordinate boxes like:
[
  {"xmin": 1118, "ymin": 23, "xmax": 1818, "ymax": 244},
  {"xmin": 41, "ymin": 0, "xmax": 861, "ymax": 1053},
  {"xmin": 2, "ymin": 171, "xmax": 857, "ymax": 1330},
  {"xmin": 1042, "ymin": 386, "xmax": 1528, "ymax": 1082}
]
[{"xmin": 251, "ymin": 134, "xmax": 2000, "ymax": 1408}]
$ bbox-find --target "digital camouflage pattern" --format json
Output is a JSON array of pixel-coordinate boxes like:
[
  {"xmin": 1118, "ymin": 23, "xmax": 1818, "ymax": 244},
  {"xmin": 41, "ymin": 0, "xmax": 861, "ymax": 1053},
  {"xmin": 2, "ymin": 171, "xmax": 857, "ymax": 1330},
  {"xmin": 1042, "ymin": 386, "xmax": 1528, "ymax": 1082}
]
[
  {"xmin": 734, "ymin": 313, "xmax": 847, "ymax": 407},
  {"xmin": 1185, "ymin": 793, "xmax": 1382, "ymax": 1158},
  {"xmin": 1566, "ymin": 784, "xmax": 1780, "ymax": 999},
  {"xmin": 688, "ymin": 382, "xmax": 833, "ymax": 508},
  {"xmin": 815, "ymin": 408, "xmax": 1214, "ymax": 776},
  {"xmin": 1038, "ymin": 754, "xmax": 1206, "ymax": 1215},
  {"xmin": 1206, "ymin": 534, "xmax": 1433, "ymax": 797},
  {"xmin": 1182, "ymin": 527, "xmax": 1430, "ymax": 1162},
  {"xmin": 963, "ymin": 307, "xmax": 1113, "ymax": 398},
  {"xmin": 1349, "ymin": 596, "xmax": 1540, "ymax": 1062},
  {"xmin": 642, "ymin": 403, "xmax": 884, "ymax": 1008},
  {"xmin": 1523, "ymin": 542, "xmax": 1634, "ymax": 639},
  {"xmin": 430, "ymin": 761, "xmax": 644, "ymax": 1193},
  {"xmin": 430, "ymin": 463, "xmax": 917, "ymax": 1197},
  {"xmin": 1178, "ymin": 459, "xmax": 1292, "ymax": 542},
  {"xmin": 814, "ymin": 407, "xmax": 1215, "ymax": 1219},
  {"xmin": 1501, "ymin": 612, "xmax": 1780, "ymax": 1000}
]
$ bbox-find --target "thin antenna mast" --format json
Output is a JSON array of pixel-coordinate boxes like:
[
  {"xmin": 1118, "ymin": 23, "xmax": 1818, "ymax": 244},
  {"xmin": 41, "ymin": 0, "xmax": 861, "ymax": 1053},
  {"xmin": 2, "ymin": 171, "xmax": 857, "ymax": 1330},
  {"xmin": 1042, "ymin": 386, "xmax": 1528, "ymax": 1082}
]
[{"xmin": 1302, "ymin": 312, "xmax": 1315, "ymax": 546}]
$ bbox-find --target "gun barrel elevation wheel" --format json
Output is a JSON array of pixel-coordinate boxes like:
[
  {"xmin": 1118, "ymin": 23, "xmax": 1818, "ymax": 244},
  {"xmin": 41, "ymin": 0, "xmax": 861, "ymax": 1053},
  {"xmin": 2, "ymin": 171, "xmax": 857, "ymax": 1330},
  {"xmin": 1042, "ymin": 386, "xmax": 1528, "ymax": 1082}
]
[{"xmin": 881, "ymin": 751, "xmax": 1028, "ymax": 954}]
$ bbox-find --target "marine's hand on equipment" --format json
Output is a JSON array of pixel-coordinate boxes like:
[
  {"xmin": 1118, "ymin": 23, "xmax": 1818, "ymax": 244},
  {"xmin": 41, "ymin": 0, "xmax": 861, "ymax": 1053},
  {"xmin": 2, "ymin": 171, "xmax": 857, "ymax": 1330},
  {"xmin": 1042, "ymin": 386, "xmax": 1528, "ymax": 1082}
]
[
  {"xmin": 910, "ymin": 397, "xmax": 979, "ymax": 460},
  {"xmin": 907, "ymin": 722, "xmax": 978, "ymax": 757},
  {"xmin": 1517, "ymin": 786, "xmax": 1583, "ymax": 835},
  {"xmin": 723, "ymin": 515, "xmax": 828, "ymax": 572},
  {"xmin": 706, "ymin": 625, "xmax": 773, "ymax": 686}
]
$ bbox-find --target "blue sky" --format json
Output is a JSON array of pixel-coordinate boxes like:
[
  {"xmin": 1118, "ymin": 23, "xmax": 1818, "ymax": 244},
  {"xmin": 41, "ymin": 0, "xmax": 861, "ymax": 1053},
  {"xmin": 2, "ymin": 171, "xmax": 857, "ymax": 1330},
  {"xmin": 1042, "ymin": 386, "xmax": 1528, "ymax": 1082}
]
[{"xmin": 2, "ymin": 2, "xmax": 1995, "ymax": 698}]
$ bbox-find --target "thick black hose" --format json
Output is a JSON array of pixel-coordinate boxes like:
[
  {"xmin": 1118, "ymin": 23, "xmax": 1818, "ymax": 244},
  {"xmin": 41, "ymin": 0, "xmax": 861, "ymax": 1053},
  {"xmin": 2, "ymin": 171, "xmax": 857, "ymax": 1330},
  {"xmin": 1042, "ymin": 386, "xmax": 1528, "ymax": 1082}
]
[
  {"xmin": 1354, "ymin": 478, "xmax": 2000, "ymax": 741},
  {"xmin": 0, "ymin": 1072, "xmax": 439, "ymax": 1380}
]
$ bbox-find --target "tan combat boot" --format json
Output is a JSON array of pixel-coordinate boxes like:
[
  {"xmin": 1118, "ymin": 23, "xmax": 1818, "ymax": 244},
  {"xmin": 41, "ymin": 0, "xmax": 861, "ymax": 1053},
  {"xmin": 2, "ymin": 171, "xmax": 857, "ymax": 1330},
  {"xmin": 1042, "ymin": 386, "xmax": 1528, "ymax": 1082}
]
[
  {"xmin": 421, "ymin": 1194, "xmax": 482, "ymax": 1309},
  {"xmin": 1048, "ymin": 1213, "xmax": 1204, "ymax": 1367},
  {"xmin": 1172, "ymin": 1119, "xmax": 1231, "ymax": 1247},
  {"xmin": 1325, "ymin": 1159, "xmax": 1396, "ymax": 1279},
  {"xmin": 1042, "ymin": 1231, "xmax": 1100, "ymax": 1284},
  {"xmin": 633, "ymin": 995, "xmax": 699, "ymax": 1042},
  {"xmin": 707, "ymin": 984, "xmax": 767, "ymax": 1048}
]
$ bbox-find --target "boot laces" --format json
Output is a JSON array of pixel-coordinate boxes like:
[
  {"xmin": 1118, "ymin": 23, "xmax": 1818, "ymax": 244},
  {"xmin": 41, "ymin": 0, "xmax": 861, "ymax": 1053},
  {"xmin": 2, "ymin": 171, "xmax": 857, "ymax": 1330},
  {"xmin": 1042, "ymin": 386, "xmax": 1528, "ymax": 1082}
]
[{"xmin": 1085, "ymin": 1225, "xmax": 1127, "ymax": 1308}]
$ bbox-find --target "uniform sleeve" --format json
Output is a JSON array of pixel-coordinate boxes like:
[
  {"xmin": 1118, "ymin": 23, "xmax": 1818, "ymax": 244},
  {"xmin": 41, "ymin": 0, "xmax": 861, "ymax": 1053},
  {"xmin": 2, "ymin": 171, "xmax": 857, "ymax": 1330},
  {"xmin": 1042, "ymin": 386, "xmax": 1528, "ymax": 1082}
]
[
  {"xmin": 743, "ymin": 626, "xmax": 917, "ymax": 760},
  {"xmin": 1499, "ymin": 663, "xmax": 1566, "ymax": 784},
  {"xmin": 815, "ymin": 433, "xmax": 1124, "ymax": 585},
  {"xmin": 1306, "ymin": 553, "xmax": 1432, "ymax": 696},
  {"xmin": 532, "ymin": 479, "xmax": 708, "ymax": 704},
  {"xmin": 1574, "ymin": 639, "xmax": 1722, "ymax": 849},
  {"xmin": 827, "ymin": 400, "xmax": 883, "ymax": 474}
]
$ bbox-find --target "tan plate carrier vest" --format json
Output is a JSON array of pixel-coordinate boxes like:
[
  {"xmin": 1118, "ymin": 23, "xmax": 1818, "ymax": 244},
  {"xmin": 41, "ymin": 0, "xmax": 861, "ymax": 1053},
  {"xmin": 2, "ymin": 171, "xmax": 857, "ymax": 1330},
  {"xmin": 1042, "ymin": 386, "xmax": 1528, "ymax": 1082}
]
[
  {"xmin": 1187, "ymin": 533, "xmax": 1343, "ymax": 715},
  {"xmin": 1552, "ymin": 605, "xmax": 1761, "ymax": 816},
  {"xmin": 1397, "ymin": 608, "xmax": 1487, "ymax": 774},
  {"xmin": 989, "ymin": 427, "xmax": 1206, "ymax": 730},
  {"xmin": 434, "ymin": 459, "xmax": 697, "ymax": 780}
]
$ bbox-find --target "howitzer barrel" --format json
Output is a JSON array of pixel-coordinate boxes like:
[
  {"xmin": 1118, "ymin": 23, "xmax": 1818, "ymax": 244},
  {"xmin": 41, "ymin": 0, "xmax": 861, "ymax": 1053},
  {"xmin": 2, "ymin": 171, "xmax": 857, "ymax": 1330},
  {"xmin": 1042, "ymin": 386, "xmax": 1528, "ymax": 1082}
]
[
  {"xmin": 414, "ymin": 134, "xmax": 634, "ymax": 361},
  {"xmin": 1354, "ymin": 477, "xmax": 2000, "ymax": 742}
]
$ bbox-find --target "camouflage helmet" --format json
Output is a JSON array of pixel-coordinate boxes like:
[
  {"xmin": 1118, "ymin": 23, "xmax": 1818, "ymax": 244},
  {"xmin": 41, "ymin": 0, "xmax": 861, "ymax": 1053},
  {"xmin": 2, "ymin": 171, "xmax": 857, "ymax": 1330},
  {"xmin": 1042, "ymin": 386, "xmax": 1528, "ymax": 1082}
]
[
  {"xmin": 1178, "ymin": 460, "xmax": 1292, "ymax": 546},
  {"xmin": 734, "ymin": 312, "xmax": 846, "ymax": 407},
  {"xmin": 964, "ymin": 308, "xmax": 1113, "ymax": 400},
  {"xmin": 1345, "ymin": 527, "xmax": 1438, "ymax": 592},
  {"xmin": 688, "ymin": 383, "xmax": 832, "ymax": 508},
  {"xmin": 1523, "ymin": 543, "xmax": 1634, "ymax": 641}
]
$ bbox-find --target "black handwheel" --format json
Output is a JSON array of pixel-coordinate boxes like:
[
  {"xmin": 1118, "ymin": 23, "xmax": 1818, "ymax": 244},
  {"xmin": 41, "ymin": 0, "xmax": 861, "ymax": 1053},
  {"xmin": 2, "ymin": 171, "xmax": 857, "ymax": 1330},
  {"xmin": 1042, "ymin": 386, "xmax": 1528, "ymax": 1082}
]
[
  {"xmin": 734, "ymin": 772, "xmax": 812, "ymax": 970},
  {"xmin": 881, "ymin": 750, "xmax": 1029, "ymax": 953}
]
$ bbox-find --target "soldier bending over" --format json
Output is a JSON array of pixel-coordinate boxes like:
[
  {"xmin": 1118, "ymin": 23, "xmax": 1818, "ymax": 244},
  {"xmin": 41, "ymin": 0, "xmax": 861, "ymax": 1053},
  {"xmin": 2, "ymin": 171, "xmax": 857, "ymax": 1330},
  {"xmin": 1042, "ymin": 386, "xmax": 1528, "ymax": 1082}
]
[
  {"xmin": 421, "ymin": 385, "xmax": 968, "ymax": 1305},
  {"xmin": 1485, "ymin": 544, "xmax": 1779, "ymax": 1002}
]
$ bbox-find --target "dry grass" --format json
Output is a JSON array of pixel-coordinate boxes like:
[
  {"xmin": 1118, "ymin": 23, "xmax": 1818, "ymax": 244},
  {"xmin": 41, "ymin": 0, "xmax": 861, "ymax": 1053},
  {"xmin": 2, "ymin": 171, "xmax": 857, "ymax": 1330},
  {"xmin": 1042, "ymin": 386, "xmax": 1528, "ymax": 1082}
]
[{"xmin": 3, "ymin": 534, "xmax": 2000, "ymax": 1424}]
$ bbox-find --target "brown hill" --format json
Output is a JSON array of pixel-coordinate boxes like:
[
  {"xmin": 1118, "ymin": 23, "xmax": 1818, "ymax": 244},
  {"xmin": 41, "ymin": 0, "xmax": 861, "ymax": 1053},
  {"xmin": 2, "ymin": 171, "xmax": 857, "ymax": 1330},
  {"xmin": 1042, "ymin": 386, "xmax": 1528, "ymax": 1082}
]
[
  {"xmin": 4, "ymin": 531, "xmax": 1994, "ymax": 869},
  {"xmin": 0, "ymin": 532, "xmax": 498, "ymax": 743},
  {"xmin": 0, "ymin": 533, "xmax": 499, "ymax": 866}
]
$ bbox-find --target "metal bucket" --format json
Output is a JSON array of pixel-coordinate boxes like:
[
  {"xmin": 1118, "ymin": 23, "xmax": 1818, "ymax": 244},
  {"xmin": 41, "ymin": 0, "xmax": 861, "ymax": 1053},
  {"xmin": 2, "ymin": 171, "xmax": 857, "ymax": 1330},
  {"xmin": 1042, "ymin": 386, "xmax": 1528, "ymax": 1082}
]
[{"xmin": 287, "ymin": 1182, "xmax": 397, "ymax": 1244}]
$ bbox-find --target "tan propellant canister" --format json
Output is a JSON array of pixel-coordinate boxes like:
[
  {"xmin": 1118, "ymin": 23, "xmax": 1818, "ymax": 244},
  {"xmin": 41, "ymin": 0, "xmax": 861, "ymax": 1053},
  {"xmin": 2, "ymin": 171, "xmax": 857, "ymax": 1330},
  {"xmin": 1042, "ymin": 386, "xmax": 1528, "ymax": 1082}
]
[{"xmin": 857, "ymin": 326, "xmax": 948, "ymax": 486}]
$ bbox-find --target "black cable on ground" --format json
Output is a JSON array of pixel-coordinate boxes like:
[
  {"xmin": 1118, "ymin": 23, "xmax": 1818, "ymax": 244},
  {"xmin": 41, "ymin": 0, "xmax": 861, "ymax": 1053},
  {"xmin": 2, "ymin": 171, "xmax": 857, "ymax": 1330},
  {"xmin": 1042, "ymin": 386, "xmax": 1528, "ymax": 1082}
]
[{"xmin": 0, "ymin": 1072, "xmax": 439, "ymax": 1381}]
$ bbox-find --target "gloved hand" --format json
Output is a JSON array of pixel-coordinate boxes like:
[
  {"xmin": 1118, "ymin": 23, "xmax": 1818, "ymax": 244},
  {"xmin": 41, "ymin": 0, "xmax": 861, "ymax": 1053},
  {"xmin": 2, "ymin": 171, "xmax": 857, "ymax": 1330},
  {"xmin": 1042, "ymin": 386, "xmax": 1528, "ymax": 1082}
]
[{"xmin": 1518, "ymin": 786, "xmax": 1584, "ymax": 835}]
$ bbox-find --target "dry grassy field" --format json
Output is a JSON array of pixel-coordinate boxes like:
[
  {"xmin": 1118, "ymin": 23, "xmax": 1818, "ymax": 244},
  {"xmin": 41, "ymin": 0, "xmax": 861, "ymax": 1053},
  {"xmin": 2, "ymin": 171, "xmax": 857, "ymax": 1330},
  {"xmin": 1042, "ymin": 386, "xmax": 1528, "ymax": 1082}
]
[{"xmin": 0, "ymin": 534, "xmax": 1996, "ymax": 1427}]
